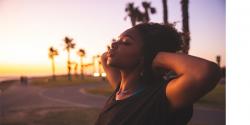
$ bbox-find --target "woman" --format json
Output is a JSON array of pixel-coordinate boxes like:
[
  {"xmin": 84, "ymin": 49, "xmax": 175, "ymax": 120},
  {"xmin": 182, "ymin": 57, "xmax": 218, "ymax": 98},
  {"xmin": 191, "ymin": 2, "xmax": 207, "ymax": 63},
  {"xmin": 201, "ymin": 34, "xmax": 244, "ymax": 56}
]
[{"xmin": 94, "ymin": 23, "xmax": 221, "ymax": 125}]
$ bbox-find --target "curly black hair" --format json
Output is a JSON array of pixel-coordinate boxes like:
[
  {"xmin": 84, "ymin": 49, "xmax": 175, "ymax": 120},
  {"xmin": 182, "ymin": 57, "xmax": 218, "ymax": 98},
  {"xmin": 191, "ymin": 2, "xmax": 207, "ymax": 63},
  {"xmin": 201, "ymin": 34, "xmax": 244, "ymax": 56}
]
[{"xmin": 132, "ymin": 23, "xmax": 183, "ymax": 86}]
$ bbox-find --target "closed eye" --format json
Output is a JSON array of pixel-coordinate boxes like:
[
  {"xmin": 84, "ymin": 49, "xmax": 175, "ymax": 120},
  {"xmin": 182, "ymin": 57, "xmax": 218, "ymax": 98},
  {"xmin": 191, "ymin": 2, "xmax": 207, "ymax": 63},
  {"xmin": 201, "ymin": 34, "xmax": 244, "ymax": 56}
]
[
  {"xmin": 119, "ymin": 37, "xmax": 131, "ymax": 45},
  {"xmin": 122, "ymin": 42, "xmax": 130, "ymax": 45}
]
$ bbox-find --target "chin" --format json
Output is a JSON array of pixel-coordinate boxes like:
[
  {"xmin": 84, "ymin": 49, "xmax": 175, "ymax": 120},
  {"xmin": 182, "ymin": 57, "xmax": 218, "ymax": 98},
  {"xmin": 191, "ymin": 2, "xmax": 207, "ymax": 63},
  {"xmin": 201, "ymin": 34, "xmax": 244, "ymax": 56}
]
[
  {"xmin": 107, "ymin": 57, "xmax": 115, "ymax": 66},
  {"xmin": 107, "ymin": 57, "xmax": 123, "ymax": 69}
]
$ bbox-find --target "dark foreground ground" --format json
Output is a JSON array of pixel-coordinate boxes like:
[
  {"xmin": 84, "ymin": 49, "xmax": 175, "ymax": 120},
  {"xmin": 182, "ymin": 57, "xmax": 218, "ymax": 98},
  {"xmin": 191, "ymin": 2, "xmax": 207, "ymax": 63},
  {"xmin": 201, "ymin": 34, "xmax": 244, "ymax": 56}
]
[{"xmin": 0, "ymin": 76, "xmax": 225, "ymax": 125}]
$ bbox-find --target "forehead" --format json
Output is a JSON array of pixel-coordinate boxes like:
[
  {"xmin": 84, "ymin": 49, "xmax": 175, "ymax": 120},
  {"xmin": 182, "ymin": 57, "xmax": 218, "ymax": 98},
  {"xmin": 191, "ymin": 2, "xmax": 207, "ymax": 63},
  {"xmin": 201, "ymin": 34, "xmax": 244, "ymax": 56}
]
[{"xmin": 119, "ymin": 28, "xmax": 143, "ymax": 44}]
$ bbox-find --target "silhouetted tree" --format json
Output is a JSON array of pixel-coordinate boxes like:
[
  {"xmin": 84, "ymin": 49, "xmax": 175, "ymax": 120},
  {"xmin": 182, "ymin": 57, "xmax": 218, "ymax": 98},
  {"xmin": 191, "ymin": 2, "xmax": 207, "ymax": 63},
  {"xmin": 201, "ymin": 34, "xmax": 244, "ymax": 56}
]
[
  {"xmin": 48, "ymin": 47, "xmax": 59, "ymax": 80},
  {"xmin": 125, "ymin": 3, "xmax": 139, "ymax": 26},
  {"xmin": 64, "ymin": 36, "xmax": 75, "ymax": 81},
  {"xmin": 181, "ymin": 0, "xmax": 190, "ymax": 54},
  {"xmin": 221, "ymin": 66, "xmax": 226, "ymax": 78},
  {"xmin": 141, "ymin": 1, "xmax": 156, "ymax": 23},
  {"xmin": 77, "ymin": 49, "xmax": 86, "ymax": 79},
  {"xmin": 162, "ymin": 0, "xmax": 168, "ymax": 24},
  {"xmin": 125, "ymin": 2, "xmax": 156, "ymax": 26},
  {"xmin": 74, "ymin": 62, "xmax": 78, "ymax": 77},
  {"xmin": 216, "ymin": 55, "xmax": 221, "ymax": 67}
]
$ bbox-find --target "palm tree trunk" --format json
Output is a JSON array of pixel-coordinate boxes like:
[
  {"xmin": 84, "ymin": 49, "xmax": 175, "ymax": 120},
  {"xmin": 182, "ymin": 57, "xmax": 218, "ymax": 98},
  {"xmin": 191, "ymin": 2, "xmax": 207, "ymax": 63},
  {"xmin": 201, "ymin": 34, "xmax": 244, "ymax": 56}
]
[
  {"xmin": 130, "ymin": 16, "xmax": 136, "ymax": 26},
  {"xmin": 162, "ymin": 0, "xmax": 168, "ymax": 24},
  {"xmin": 67, "ymin": 49, "xmax": 71, "ymax": 80},
  {"xmin": 216, "ymin": 55, "xmax": 221, "ymax": 67},
  {"xmin": 80, "ymin": 57, "xmax": 84, "ymax": 79},
  {"xmin": 181, "ymin": 0, "xmax": 190, "ymax": 54},
  {"xmin": 143, "ymin": 7, "xmax": 149, "ymax": 23},
  {"xmin": 74, "ymin": 63, "xmax": 78, "ymax": 77},
  {"xmin": 51, "ymin": 57, "xmax": 56, "ymax": 80}
]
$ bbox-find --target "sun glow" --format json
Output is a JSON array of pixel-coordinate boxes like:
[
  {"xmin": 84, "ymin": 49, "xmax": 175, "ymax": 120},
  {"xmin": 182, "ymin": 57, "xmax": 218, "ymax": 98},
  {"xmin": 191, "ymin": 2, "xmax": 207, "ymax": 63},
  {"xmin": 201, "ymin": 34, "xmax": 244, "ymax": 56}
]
[{"xmin": 0, "ymin": 0, "xmax": 225, "ymax": 77}]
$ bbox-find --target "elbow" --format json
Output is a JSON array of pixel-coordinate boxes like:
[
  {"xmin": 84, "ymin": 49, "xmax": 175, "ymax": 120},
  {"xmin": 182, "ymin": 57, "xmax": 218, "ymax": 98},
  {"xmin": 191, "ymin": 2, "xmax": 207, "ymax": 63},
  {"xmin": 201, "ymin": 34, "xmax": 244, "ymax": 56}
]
[
  {"xmin": 198, "ymin": 61, "xmax": 222, "ymax": 89},
  {"xmin": 207, "ymin": 62, "xmax": 221, "ymax": 82},
  {"xmin": 189, "ymin": 61, "xmax": 221, "ymax": 91}
]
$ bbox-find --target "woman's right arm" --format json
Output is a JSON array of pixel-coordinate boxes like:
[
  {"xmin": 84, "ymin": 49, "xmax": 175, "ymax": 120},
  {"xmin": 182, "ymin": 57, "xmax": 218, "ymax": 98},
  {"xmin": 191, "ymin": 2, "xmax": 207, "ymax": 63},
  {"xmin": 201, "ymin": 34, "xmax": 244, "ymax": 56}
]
[{"xmin": 101, "ymin": 52, "xmax": 121, "ymax": 89}]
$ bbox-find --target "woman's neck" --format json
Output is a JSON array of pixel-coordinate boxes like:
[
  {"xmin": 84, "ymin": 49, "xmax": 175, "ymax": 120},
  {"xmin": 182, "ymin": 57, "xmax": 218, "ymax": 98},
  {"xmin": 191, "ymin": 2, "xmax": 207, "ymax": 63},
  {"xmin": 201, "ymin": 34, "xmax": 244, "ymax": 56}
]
[{"xmin": 119, "ymin": 68, "xmax": 142, "ymax": 92}]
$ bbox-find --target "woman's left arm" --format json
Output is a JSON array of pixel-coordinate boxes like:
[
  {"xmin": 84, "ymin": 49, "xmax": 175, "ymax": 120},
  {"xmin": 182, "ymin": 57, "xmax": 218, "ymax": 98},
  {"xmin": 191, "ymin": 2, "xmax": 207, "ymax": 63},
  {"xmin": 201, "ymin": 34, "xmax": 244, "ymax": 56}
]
[{"xmin": 153, "ymin": 52, "xmax": 221, "ymax": 111}]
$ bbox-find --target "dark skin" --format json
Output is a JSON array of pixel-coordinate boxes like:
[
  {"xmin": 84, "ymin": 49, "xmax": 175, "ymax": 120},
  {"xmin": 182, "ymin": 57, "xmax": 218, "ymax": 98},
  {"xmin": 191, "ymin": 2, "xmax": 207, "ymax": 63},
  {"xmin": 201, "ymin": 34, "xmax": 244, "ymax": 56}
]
[{"xmin": 101, "ymin": 27, "xmax": 221, "ymax": 111}]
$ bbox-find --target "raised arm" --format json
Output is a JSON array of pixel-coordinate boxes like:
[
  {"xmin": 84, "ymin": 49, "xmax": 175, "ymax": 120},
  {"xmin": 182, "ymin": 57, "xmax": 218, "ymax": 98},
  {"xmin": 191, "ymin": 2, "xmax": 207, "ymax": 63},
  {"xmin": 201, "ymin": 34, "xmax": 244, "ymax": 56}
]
[
  {"xmin": 153, "ymin": 52, "xmax": 221, "ymax": 111},
  {"xmin": 101, "ymin": 52, "xmax": 121, "ymax": 89}
]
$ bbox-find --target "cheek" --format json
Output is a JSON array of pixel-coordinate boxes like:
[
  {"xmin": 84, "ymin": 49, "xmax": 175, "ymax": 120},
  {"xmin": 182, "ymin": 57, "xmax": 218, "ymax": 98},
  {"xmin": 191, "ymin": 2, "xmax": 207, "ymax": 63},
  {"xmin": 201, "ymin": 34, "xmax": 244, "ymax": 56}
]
[
  {"xmin": 119, "ymin": 49, "xmax": 142, "ymax": 65},
  {"xmin": 120, "ymin": 45, "xmax": 142, "ymax": 56},
  {"xmin": 109, "ymin": 44, "xmax": 143, "ymax": 68}
]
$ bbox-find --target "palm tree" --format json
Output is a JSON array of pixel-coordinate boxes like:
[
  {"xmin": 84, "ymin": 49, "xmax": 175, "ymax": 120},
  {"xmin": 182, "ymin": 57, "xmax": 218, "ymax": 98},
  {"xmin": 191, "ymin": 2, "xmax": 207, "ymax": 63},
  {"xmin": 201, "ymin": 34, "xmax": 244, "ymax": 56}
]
[
  {"xmin": 181, "ymin": 0, "xmax": 190, "ymax": 54},
  {"xmin": 74, "ymin": 62, "xmax": 78, "ymax": 77},
  {"xmin": 216, "ymin": 55, "xmax": 221, "ymax": 67},
  {"xmin": 48, "ymin": 47, "xmax": 59, "ymax": 80},
  {"xmin": 77, "ymin": 49, "xmax": 86, "ymax": 79},
  {"xmin": 125, "ymin": 2, "xmax": 156, "ymax": 26},
  {"xmin": 125, "ymin": 3, "xmax": 138, "ymax": 26},
  {"xmin": 141, "ymin": 1, "xmax": 156, "ymax": 23},
  {"xmin": 64, "ymin": 36, "xmax": 75, "ymax": 81},
  {"xmin": 162, "ymin": 0, "xmax": 168, "ymax": 24}
]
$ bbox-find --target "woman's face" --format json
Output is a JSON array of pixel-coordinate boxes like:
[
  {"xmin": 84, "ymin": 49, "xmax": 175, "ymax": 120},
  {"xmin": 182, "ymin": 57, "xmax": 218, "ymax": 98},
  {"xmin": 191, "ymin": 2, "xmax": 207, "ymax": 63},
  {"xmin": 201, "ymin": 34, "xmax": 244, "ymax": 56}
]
[{"xmin": 107, "ymin": 28, "xmax": 144, "ymax": 69}]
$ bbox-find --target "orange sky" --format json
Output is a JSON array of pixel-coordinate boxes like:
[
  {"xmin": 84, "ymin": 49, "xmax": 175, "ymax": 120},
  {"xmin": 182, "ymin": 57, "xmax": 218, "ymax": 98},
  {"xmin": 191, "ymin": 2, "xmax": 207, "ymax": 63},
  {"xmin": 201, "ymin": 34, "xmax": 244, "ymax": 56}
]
[{"xmin": 0, "ymin": 0, "xmax": 225, "ymax": 77}]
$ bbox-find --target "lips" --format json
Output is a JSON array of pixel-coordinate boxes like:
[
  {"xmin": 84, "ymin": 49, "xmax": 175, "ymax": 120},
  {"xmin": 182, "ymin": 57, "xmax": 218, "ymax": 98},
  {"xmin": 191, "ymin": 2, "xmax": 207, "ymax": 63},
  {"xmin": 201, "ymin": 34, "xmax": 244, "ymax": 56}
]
[
  {"xmin": 107, "ymin": 50, "xmax": 115, "ymax": 57},
  {"xmin": 107, "ymin": 53, "xmax": 113, "ymax": 57}
]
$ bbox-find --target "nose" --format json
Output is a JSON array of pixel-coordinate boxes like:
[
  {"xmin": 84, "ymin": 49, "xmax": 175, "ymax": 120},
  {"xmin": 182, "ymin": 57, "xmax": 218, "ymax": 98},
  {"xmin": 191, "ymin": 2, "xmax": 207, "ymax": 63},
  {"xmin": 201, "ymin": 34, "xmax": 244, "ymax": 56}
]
[{"xmin": 111, "ymin": 41, "xmax": 119, "ymax": 49}]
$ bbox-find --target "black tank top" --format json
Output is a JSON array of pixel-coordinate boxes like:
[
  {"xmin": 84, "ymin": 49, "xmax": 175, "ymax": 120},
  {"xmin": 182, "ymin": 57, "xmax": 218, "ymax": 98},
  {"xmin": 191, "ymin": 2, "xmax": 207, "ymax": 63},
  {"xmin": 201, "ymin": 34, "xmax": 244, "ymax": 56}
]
[{"xmin": 94, "ymin": 78, "xmax": 193, "ymax": 125}]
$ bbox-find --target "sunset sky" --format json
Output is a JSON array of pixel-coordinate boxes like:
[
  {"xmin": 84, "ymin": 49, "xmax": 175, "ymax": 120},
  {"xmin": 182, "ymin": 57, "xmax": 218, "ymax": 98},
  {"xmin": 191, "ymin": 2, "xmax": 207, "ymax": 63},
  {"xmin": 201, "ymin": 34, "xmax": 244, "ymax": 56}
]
[{"xmin": 0, "ymin": 0, "xmax": 225, "ymax": 77}]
